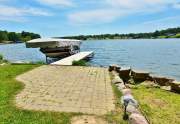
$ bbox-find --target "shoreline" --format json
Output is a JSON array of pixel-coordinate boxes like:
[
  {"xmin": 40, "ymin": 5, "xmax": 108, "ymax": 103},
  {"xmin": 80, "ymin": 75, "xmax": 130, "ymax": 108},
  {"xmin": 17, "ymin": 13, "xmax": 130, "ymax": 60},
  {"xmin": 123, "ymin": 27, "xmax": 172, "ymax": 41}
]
[
  {"xmin": 7, "ymin": 62, "xmax": 180, "ymax": 82},
  {"xmin": 86, "ymin": 38, "xmax": 180, "ymax": 41},
  {"xmin": 0, "ymin": 42, "xmax": 22, "ymax": 45},
  {"xmin": 0, "ymin": 38, "xmax": 180, "ymax": 45}
]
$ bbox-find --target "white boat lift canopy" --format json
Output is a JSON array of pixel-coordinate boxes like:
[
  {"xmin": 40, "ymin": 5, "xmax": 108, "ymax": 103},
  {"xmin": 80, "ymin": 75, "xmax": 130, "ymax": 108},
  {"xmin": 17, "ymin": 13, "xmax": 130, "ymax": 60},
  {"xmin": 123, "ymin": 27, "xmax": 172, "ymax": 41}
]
[{"xmin": 26, "ymin": 38, "xmax": 81, "ymax": 48}]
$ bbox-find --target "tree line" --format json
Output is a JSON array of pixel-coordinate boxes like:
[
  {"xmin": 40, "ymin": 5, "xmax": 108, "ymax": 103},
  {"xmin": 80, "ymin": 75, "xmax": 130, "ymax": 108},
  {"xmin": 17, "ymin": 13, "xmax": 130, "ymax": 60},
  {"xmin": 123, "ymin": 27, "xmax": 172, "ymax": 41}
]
[
  {"xmin": 0, "ymin": 30, "xmax": 41, "ymax": 43},
  {"xmin": 62, "ymin": 27, "xmax": 180, "ymax": 40}
]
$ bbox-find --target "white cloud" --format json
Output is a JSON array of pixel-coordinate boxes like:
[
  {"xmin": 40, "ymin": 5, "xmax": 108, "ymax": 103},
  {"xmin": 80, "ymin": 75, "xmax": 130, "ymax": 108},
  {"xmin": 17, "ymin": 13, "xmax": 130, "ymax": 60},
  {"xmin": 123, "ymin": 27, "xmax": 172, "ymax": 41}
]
[
  {"xmin": 68, "ymin": 0, "xmax": 179, "ymax": 25},
  {"xmin": 143, "ymin": 16, "xmax": 180, "ymax": 25},
  {"xmin": 0, "ymin": 5, "xmax": 52, "ymax": 22},
  {"xmin": 36, "ymin": 0, "xmax": 74, "ymax": 7},
  {"xmin": 0, "ymin": 16, "xmax": 27, "ymax": 22},
  {"xmin": 68, "ymin": 9, "xmax": 129, "ymax": 25},
  {"xmin": 106, "ymin": 0, "xmax": 174, "ymax": 8},
  {"xmin": 173, "ymin": 2, "xmax": 180, "ymax": 9}
]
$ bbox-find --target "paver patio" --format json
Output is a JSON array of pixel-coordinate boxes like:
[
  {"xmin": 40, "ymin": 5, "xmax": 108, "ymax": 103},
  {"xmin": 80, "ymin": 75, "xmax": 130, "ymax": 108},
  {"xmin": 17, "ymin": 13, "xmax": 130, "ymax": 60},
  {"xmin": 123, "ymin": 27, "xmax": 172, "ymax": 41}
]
[{"xmin": 15, "ymin": 65, "xmax": 115, "ymax": 115}]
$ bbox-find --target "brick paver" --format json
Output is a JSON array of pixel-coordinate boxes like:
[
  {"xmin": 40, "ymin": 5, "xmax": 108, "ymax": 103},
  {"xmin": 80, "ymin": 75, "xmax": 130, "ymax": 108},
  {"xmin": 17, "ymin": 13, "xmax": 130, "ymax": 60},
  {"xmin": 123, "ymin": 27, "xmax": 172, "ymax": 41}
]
[{"xmin": 15, "ymin": 65, "xmax": 115, "ymax": 115}]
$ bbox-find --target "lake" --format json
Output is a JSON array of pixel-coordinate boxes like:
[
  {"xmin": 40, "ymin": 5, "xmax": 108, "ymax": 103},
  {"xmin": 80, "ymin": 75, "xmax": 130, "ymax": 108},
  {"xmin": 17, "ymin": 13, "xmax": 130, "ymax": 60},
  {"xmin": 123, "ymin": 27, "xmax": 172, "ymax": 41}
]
[{"xmin": 0, "ymin": 39, "xmax": 180, "ymax": 81}]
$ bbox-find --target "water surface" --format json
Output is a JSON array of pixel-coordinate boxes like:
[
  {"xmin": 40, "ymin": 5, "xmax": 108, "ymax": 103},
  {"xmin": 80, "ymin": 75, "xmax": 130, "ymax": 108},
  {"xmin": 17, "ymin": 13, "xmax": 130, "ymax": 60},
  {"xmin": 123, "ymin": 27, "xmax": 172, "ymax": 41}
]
[{"xmin": 0, "ymin": 39, "xmax": 180, "ymax": 80}]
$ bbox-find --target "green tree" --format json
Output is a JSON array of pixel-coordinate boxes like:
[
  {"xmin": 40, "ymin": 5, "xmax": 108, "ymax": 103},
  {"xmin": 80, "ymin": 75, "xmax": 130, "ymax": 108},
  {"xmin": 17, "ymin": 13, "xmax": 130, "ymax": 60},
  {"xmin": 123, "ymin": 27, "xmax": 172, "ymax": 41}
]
[
  {"xmin": 0, "ymin": 31, "xmax": 9, "ymax": 42},
  {"xmin": 175, "ymin": 33, "xmax": 180, "ymax": 38},
  {"xmin": 8, "ymin": 32, "xmax": 20, "ymax": 42}
]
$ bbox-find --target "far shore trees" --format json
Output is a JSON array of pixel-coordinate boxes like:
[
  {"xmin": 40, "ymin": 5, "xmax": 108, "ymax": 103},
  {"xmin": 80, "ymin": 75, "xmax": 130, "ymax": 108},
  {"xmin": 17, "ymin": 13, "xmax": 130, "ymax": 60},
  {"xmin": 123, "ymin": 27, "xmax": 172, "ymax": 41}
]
[
  {"xmin": 0, "ymin": 30, "xmax": 41, "ymax": 43},
  {"xmin": 0, "ymin": 31, "xmax": 9, "ymax": 42},
  {"xmin": 62, "ymin": 27, "xmax": 180, "ymax": 40}
]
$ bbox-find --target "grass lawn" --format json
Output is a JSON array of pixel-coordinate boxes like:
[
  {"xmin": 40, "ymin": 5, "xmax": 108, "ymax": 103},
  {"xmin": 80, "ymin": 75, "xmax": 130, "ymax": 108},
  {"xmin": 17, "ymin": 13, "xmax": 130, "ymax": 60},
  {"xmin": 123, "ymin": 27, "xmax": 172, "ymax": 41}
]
[
  {"xmin": 2, "ymin": 64, "xmax": 179, "ymax": 124},
  {"xmin": 0, "ymin": 64, "xmax": 129, "ymax": 124},
  {"xmin": 132, "ymin": 85, "xmax": 180, "ymax": 124},
  {"xmin": 105, "ymin": 84, "xmax": 128, "ymax": 124},
  {"xmin": 0, "ymin": 64, "xmax": 76, "ymax": 124}
]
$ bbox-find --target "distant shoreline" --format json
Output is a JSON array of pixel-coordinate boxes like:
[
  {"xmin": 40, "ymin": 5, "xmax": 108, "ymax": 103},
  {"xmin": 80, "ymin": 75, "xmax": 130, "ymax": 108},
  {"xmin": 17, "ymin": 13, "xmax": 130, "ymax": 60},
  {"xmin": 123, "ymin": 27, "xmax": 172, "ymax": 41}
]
[
  {"xmin": 0, "ymin": 42, "xmax": 23, "ymax": 45},
  {"xmin": 85, "ymin": 38, "xmax": 180, "ymax": 41},
  {"xmin": 0, "ymin": 38, "xmax": 180, "ymax": 45}
]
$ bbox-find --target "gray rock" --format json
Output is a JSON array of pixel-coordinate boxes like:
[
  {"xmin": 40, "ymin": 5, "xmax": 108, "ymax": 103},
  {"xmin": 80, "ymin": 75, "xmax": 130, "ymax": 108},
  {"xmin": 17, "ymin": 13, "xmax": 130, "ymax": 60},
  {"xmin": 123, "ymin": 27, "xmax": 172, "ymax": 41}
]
[
  {"xmin": 109, "ymin": 64, "xmax": 120, "ymax": 72},
  {"xmin": 129, "ymin": 113, "xmax": 148, "ymax": 124},
  {"xmin": 153, "ymin": 76, "xmax": 174, "ymax": 86},
  {"xmin": 122, "ymin": 89, "xmax": 132, "ymax": 95},
  {"xmin": 116, "ymin": 83, "xmax": 126, "ymax": 90},
  {"xmin": 127, "ymin": 104, "xmax": 140, "ymax": 114},
  {"xmin": 112, "ymin": 75, "xmax": 124, "ymax": 84}
]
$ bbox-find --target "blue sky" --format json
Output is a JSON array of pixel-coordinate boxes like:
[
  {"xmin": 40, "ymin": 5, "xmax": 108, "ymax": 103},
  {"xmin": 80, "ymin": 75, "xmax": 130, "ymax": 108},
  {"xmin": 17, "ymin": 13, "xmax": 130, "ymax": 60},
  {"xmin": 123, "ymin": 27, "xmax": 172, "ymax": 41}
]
[{"xmin": 0, "ymin": 0, "xmax": 180, "ymax": 37}]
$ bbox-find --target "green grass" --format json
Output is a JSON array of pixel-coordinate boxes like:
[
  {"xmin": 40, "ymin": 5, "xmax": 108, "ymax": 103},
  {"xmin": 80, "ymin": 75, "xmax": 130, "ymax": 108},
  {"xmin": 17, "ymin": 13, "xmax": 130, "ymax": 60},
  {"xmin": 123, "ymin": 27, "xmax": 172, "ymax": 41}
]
[
  {"xmin": 0, "ymin": 64, "xmax": 77, "ymax": 124},
  {"xmin": 72, "ymin": 60, "xmax": 87, "ymax": 66},
  {"xmin": 105, "ymin": 73, "xmax": 128, "ymax": 124},
  {"xmin": 105, "ymin": 84, "xmax": 128, "ymax": 124},
  {"xmin": 3, "ymin": 64, "xmax": 179, "ymax": 124},
  {"xmin": 132, "ymin": 85, "xmax": 180, "ymax": 124}
]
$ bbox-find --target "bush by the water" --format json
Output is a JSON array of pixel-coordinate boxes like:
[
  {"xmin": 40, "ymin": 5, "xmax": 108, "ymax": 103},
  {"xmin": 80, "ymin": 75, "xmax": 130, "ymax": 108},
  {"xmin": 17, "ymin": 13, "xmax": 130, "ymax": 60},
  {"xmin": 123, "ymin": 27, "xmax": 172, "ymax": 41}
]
[
  {"xmin": 72, "ymin": 60, "xmax": 87, "ymax": 66},
  {"xmin": 30, "ymin": 61, "xmax": 46, "ymax": 65},
  {"xmin": 0, "ymin": 54, "xmax": 9, "ymax": 64},
  {"xmin": 0, "ymin": 54, "xmax": 3, "ymax": 60}
]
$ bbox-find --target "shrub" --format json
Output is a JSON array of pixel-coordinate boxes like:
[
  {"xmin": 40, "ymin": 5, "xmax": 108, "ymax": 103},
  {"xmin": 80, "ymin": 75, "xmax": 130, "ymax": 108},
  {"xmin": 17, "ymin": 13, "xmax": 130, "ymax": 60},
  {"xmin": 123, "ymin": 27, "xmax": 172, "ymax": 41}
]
[
  {"xmin": 34, "ymin": 61, "xmax": 46, "ymax": 65},
  {"xmin": 28, "ymin": 61, "xmax": 46, "ymax": 65},
  {"xmin": 72, "ymin": 60, "xmax": 87, "ymax": 66},
  {"xmin": 0, "ymin": 54, "xmax": 3, "ymax": 60}
]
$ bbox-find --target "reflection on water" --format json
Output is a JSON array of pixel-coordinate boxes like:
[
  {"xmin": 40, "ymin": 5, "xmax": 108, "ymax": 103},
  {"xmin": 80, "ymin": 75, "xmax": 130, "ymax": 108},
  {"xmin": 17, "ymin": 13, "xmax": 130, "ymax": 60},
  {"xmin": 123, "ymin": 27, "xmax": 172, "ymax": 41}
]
[{"xmin": 0, "ymin": 39, "xmax": 180, "ymax": 80}]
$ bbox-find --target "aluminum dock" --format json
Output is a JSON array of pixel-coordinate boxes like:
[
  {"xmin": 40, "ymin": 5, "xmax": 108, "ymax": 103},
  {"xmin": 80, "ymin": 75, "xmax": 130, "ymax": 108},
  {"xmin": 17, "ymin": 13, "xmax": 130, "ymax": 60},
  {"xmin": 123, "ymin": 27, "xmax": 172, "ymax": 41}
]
[{"xmin": 51, "ymin": 51, "xmax": 94, "ymax": 65}]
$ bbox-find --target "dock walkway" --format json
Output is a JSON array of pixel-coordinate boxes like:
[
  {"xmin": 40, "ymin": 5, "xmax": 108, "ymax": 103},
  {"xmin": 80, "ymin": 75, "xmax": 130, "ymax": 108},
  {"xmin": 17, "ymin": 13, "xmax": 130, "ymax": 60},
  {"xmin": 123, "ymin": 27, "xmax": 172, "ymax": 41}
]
[{"xmin": 51, "ymin": 51, "xmax": 94, "ymax": 65}]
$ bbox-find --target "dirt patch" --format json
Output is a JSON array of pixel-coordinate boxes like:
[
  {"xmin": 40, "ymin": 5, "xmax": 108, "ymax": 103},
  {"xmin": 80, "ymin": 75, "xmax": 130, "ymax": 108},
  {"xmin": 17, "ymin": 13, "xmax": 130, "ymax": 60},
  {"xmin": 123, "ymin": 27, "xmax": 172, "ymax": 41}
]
[
  {"xmin": 150, "ymin": 99, "xmax": 167, "ymax": 107},
  {"xmin": 71, "ymin": 115, "xmax": 108, "ymax": 124}
]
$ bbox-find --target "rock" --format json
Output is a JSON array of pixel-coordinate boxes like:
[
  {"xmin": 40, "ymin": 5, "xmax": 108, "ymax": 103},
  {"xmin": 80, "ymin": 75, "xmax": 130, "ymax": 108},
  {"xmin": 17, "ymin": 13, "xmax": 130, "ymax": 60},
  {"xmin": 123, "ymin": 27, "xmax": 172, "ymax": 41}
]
[
  {"xmin": 109, "ymin": 64, "xmax": 120, "ymax": 72},
  {"xmin": 119, "ymin": 69, "xmax": 131, "ymax": 82},
  {"xmin": 127, "ymin": 104, "xmax": 140, "ymax": 114},
  {"xmin": 153, "ymin": 76, "xmax": 174, "ymax": 86},
  {"xmin": 111, "ymin": 71, "xmax": 118, "ymax": 78},
  {"xmin": 116, "ymin": 83, "xmax": 126, "ymax": 90},
  {"xmin": 112, "ymin": 75, "xmax": 124, "ymax": 84},
  {"xmin": 161, "ymin": 86, "xmax": 171, "ymax": 91},
  {"xmin": 115, "ymin": 66, "xmax": 121, "ymax": 72},
  {"xmin": 125, "ymin": 84, "xmax": 138, "ymax": 89},
  {"xmin": 132, "ymin": 70, "xmax": 150, "ymax": 82},
  {"xmin": 112, "ymin": 71, "xmax": 119, "ymax": 76},
  {"xmin": 129, "ymin": 113, "xmax": 148, "ymax": 124},
  {"xmin": 141, "ymin": 81, "xmax": 159, "ymax": 88},
  {"xmin": 128, "ymin": 77, "xmax": 136, "ymax": 85},
  {"xmin": 116, "ymin": 68, "xmax": 121, "ymax": 73},
  {"xmin": 122, "ymin": 89, "xmax": 132, "ymax": 95},
  {"xmin": 170, "ymin": 81, "xmax": 180, "ymax": 93},
  {"xmin": 108, "ymin": 65, "xmax": 114, "ymax": 72}
]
